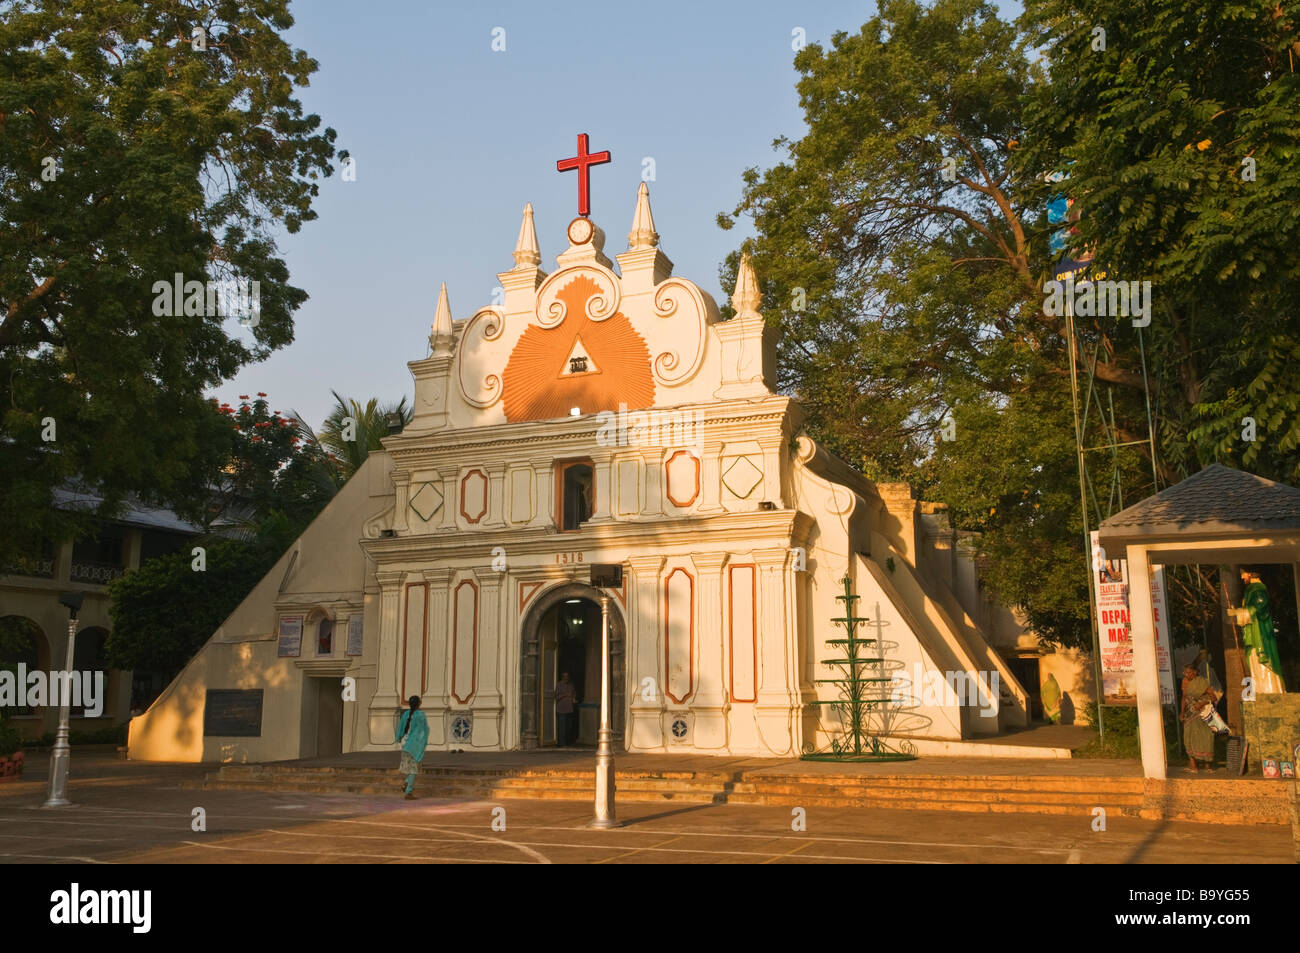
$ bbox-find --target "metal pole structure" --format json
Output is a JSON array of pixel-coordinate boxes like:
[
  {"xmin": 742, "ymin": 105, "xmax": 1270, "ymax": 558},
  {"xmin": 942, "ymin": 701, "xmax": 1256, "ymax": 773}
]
[
  {"xmin": 1066, "ymin": 296, "xmax": 1106, "ymax": 745},
  {"xmin": 590, "ymin": 592, "xmax": 619, "ymax": 828},
  {"xmin": 43, "ymin": 612, "xmax": 78, "ymax": 808}
]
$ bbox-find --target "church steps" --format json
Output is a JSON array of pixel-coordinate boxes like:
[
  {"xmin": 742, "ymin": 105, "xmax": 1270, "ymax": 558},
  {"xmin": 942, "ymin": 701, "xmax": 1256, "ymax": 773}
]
[{"xmin": 197, "ymin": 764, "xmax": 1289, "ymax": 824}]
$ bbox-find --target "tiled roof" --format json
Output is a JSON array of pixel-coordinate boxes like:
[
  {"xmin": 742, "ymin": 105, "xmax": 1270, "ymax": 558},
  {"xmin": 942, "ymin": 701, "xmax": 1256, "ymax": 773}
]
[
  {"xmin": 52, "ymin": 486, "xmax": 203, "ymax": 534},
  {"xmin": 1098, "ymin": 464, "xmax": 1300, "ymax": 540}
]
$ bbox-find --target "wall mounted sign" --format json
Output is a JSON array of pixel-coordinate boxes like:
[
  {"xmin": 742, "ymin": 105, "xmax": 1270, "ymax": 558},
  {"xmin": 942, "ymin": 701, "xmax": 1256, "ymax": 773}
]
[
  {"xmin": 276, "ymin": 616, "xmax": 303, "ymax": 658},
  {"xmin": 345, "ymin": 613, "xmax": 364, "ymax": 657}
]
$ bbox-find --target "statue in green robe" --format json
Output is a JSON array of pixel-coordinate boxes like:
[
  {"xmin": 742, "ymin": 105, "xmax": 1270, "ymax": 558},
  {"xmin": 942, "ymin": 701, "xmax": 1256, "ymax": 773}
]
[{"xmin": 1237, "ymin": 571, "xmax": 1286, "ymax": 694}]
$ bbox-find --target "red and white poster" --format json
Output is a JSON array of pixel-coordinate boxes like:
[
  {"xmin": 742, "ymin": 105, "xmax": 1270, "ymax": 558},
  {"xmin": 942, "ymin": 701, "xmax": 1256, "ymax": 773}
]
[{"xmin": 1090, "ymin": 532, "xmax": 1175, "ymax": 706}]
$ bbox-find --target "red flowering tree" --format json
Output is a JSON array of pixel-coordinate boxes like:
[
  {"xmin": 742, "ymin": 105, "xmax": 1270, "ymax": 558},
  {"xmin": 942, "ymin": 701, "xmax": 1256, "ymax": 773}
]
[{"xmin": 208, "ymin": 392, "xmax": 342, "ymax": 533}]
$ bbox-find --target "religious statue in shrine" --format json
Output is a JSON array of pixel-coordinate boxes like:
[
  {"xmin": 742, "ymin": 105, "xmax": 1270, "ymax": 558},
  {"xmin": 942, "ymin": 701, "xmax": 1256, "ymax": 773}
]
[{"xmin": 1234, "ymin": 570, "xmax": 1287, "ymax": 695}]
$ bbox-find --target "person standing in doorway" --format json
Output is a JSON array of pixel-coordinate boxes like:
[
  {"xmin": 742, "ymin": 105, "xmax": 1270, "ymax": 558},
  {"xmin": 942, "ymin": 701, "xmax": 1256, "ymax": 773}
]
[
  {"xmin": 555, "ymin": 672, "xmax": 577, "ymax": 747},
  {"xmin": 396, "ymin": 695, "xmax": 428, "ymax": 799}
]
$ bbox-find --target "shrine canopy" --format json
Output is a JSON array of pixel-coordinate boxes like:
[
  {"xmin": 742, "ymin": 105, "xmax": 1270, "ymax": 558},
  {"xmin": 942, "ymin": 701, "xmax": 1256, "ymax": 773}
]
[
  {"xmin": 1097, "ymin": 463, "xmax": 1300, "ymax": 779},
  {"xmin": 1098, "ymin": 463, "xmax": 1300, "ymax": 566}
]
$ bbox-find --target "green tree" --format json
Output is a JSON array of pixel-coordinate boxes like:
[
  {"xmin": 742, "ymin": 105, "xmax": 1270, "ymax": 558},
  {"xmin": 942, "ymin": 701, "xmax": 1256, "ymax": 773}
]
[
  {"xmin": 0, "ymin": 0, "xmax": 339, "ymax": 566},
  {"xmin": 294, "ymin": 391, "xmax": 412, "ymax": 480},
  {"xmin": 1018, "ymin": 0, "xmax": 1300, "ymax": 483},
  {"xmin": 719, "ymin": 0, "xmax": 1097, "ymax": 644},
  {"xmin": 106, "ymin": 389, "xmax": 335, "ymax": 676},
  {"xmin": 106, "ymin": 523, "xmax": 293, "ymax": 677}
]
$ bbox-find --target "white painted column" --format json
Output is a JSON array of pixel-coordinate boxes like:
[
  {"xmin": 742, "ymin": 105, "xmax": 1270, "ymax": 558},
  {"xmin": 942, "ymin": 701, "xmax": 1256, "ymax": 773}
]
[
  {"xmin": 531, "ymin": 459, "xmax": 554, "ymax": 527},
  {"xmin": 422, "ymin": 568, "xmax": 453, "ymax": 745},
  {"xmin": 472, "ymin": 567, "xmax": 504, "ymax": 747},
  {"xmin": 691, "ymin": 553, "xmax": 728, "ymax": 748},
  {"xmin": 486, "ymin": 465, "xmax": 507, "ymax": 527},
  {"xmin": 440, "ymin": 472, "xmax": 457, "ymax": 530},
  {"xmin": 591, "ymin": 458, "xmax": 612, "ymax": 522},
  {"xmin": 367, "ymin": 570, "xmax": 405, "ymax": 744},
  {"xmin": 1127, "ymin": 544, "xmax": 1167, "ymax": 779},
  {"xmin": 627, "ymin": 555, "xmax": 665, "ymax": 749},
  {"xmin": 392, "ymin": 469, "xmax": 410, "ymax": 533},
  {"xmin": 696, "ymin": 438, "xmax": 725, "ymax": 514},
  {"xmin": 641, "ymin": 451, "xmax": 663, "ymax": 518},
  {"xmin": 755, "ymin": 547, "xmax": 798, "ymax": 755}
]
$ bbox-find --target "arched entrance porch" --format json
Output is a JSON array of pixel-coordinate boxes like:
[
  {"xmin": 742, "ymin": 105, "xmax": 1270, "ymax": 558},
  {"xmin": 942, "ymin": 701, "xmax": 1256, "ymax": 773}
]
[{"xmin": 519, "ymin": 583, "xmax": 625, "ymax": 749}]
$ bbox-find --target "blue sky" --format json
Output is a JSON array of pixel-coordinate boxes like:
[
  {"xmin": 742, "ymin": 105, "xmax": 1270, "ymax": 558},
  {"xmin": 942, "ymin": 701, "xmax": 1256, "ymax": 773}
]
[{"xmin": 221, "ymin": 0, "xmax": 1019, "ymax": 429}]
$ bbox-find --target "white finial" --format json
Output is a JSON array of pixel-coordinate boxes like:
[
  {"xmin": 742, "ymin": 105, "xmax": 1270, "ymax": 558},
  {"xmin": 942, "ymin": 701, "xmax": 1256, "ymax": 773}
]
[
  {"xmin": 731, "ymin": 251, "xmax": 761, "ymax": 317},
  {"xmin": 430, "ymin": 282, "xmax": 453, "ymax": 354},
  {"xmin": 627, "ymin": 181, "xmax": 659, "ymax": 249},
  {"xmin": 513, "ymin": 202, "xmax": 542, "ymax": 268}
]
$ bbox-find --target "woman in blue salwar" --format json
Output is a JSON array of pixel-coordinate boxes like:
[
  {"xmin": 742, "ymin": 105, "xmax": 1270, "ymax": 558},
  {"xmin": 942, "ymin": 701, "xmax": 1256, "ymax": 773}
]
[{"xmin": 396, "ymin": 695, "xmax": 428, "ymax": 799}]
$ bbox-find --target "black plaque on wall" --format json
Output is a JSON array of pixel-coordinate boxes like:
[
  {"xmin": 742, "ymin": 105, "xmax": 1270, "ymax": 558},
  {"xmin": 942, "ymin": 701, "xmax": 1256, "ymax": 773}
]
[{"xmin": 203, "ymin": 689, "xmax": 264, "ymax": 737}]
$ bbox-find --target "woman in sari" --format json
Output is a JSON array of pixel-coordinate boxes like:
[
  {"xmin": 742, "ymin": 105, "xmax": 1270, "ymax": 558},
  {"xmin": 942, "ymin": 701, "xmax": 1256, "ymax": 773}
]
[
  {"xmin": 1180, "ymin": 665, "xmax": 1218, "ymax": 772},
  {"xmin": 396, "ymin": 695, "xmax": 428, "ymax": 799},
  {"xmin": 1040, "ymin": 674, "xmax": 1062, "ymax": 724}
]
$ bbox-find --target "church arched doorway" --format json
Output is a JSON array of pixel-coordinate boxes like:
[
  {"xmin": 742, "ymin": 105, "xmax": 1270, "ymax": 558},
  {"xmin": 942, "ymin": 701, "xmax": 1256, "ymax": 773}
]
[{"xmin": 519, "ymin": 583, "xmax": 625, "ymax": 749}]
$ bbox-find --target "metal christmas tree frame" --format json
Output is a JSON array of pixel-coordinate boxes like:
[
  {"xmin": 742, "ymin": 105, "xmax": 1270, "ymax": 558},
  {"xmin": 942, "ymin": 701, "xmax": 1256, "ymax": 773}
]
[{"xmin": 803, "ymin": 575, "xmax": 917, "ymax": 762}]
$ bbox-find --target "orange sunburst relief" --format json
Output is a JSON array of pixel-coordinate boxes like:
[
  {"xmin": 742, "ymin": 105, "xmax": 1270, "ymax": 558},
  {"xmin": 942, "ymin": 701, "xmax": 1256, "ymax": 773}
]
[{"xmin": 502, "ymin": 275, "xmax": 656, "ymax": 422}]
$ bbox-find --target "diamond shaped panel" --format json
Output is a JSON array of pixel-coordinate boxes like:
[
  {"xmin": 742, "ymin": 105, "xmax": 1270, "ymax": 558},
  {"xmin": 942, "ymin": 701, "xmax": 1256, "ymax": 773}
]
[
  {"xmin": 722, "ymin": 456, "xmax": 763, "ymax": 499},
  {"xmin": 408, "ymin": 482, "xmax": 443, "ymax": 523}
]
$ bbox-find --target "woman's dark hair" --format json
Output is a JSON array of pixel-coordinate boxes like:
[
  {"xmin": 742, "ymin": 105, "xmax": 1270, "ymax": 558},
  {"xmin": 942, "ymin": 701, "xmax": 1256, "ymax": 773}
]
[{"xmin": 400, "ymin": 696, "xmax": 422, "ymax": 739}]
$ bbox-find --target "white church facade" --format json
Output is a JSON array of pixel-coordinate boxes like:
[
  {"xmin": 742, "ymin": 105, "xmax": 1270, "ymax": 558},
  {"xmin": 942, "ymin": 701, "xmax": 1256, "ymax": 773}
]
[{"xmin": 129, "ymin": 179, "xmax": 1048, "ymax": 764}]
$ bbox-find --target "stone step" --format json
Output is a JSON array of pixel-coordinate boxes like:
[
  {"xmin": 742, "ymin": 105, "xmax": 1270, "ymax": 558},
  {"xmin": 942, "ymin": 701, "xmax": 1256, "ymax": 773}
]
[
  {"xmin": 197, "ymin": 766, "xmax": 1286, "ymax": 824},
  {"xmin": 723, "ymin": 792, "xmax": 1128, "ymax": 817},
  {"xmin": 734, "ymin": 774, "xmax": 1146, "ymax": 793},
  {"xmin": 201, "ymin": 778, "xmax": 723, "ymax": 803},
  {"xmin": 728, "ymin": 780, "xmax": 1142, "ymax": 802},
  {"xmin": 727, "ymin": 785, "xmax": 1142, "ymax": 807}
]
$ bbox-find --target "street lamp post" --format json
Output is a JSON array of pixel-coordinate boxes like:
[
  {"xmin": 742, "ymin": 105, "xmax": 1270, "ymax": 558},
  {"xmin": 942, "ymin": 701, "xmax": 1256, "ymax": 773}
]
[
  {"xmin": 44, "ymin": 591, "xmax": 84, "ymax": 809},
  {"xmin": 588, "ymin": 564, "xmax": 622, "ymax": 829}
]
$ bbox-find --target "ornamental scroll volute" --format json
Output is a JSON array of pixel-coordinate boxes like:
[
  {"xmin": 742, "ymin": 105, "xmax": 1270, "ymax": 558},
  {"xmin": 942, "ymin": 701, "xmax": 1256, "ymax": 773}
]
[
  {"xmin": 647, "ymin": 277, "xmax": 715, "ymax": 388},
  {"xmin": 456, "ymin": 306, "xmax": 507, "ymax": 409}
]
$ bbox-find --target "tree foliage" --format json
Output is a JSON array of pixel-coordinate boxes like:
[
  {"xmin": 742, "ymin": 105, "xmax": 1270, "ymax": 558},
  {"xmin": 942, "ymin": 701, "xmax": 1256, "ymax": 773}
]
[
  {"xmin": 295, "ymin": 390, "xmax": 412, "ymax": 480},
  {"xmin": 0, "ymin": 0, "xmax": 338, "ymax": 565},
  {"xmin": 722, "ymin": 0, "xmax": 1300, "ymax": 650},
  {"xmin": 1019, "ymin": 0, "xmax": 1300, "ymax": 483}
]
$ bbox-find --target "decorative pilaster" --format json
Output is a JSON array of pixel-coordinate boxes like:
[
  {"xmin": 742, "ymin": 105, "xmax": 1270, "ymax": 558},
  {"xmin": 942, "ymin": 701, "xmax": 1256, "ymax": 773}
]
[
  {"xmin": 590, "ymin": 458, "xmax": 612, "ymax": 521},
  {"xmin": 531, "ymin": 459, "xmax": 554, "ymax": 527},
  {"xmin": 422, "ymin": 567, "xmax": 454, "ymax": 745},
  {"xmin": 690, "ymin": 552, "xmax": 729, "ymax": 749},
  {"xmin": 471, "ymin": 567, "xmax": 505, "ymax": 747},
  {"xmin": 753, "ymin": 547, "xmax": 800, "ymax": 755},
  {"xmin": 439, "ymin": 471, "xmax": 457, "ymax": 530},
  {"xmin": 367, "ymin": 570, "xmax": 405, "ymax": 744},
  {"xmin": 640, "ymin": 450, "xmax": 664, "ymax": 518},
  {"xmin": 696, "ymin": 437, "xmax": 726, "ymax": 514},
  {"xmin": 392, "ymin": 469, "xmax": 410, "ymax": 534},
  {"xmin": 486, "ymin": 464, "xmax": 507, "ymax": 527},
  {"xmin": 627, "ymin": 554, "xmax": 666, "ymax": 749}
]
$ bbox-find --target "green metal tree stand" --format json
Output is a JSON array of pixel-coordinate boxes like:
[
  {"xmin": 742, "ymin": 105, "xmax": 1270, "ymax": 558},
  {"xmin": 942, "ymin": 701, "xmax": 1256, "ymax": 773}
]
[{"xmin": 802, "ymin": 575, "xmax": 917, "ymax": 762}]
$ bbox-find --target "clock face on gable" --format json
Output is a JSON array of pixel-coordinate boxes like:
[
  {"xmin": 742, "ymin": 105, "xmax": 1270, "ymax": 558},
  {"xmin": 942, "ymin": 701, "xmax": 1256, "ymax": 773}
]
[
  {"xmin": 566, "ymin": 217, "xmax": 594, "ymax": 246},
  {"xmin": 501, "ymin": 274, "xmax": 655, "ymax": 422}
]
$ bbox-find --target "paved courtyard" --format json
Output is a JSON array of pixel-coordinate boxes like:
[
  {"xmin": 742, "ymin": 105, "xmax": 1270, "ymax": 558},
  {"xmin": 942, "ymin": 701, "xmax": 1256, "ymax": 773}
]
[{"xmin": 1, "ymin": 753, "xmax": 1292, "ymax": 864}]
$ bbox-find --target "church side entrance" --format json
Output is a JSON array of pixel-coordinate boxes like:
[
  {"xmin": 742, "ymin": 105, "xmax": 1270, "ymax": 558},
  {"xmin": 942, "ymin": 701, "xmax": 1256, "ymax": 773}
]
[{"xmin": 519, "ymin": 583, "xmax": 625, "ymax": 749}]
